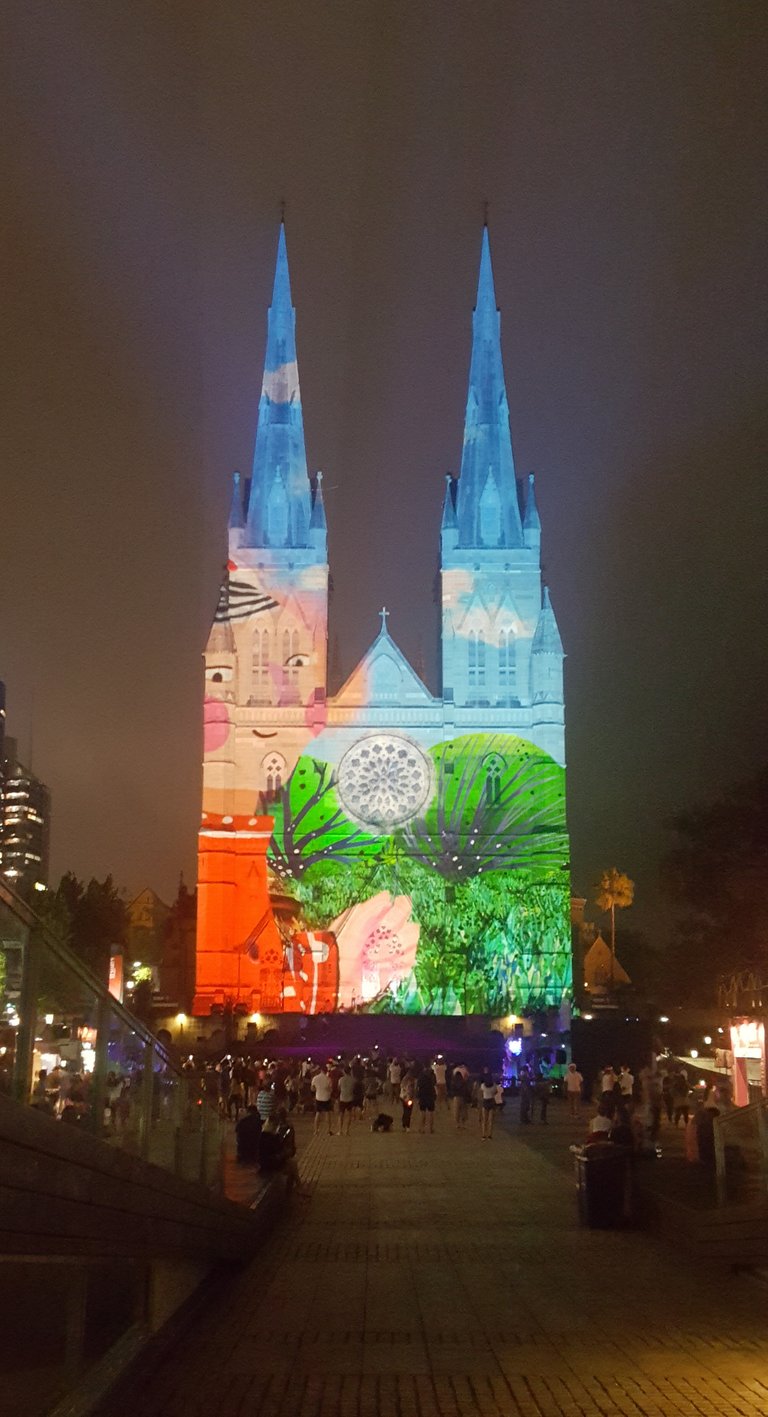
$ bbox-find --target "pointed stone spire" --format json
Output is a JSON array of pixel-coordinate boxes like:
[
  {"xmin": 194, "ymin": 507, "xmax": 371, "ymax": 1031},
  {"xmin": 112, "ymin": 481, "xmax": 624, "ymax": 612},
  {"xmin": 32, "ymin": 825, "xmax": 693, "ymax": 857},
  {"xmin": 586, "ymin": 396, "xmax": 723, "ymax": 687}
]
[
  {"xmin": 228, "ymin": 471, "xmax": 245, "ymax": 529},
  {"xmin": 532, "ymin": 585, "xmax": 563, "ymax": 657},
  {"xmin": 310, "ymin": 469, "xmax": 327, "ymax": 532},
  {"xmin": 244, "ymin": 224, "xmax": 312, "ymax": 548},
  {"xmin": 455, "ymin": 226, "xmax": 523, "ymax": 549},
  {"xmin": 523, "ymin": 472, "xmax": 541, "ymax": 548}
]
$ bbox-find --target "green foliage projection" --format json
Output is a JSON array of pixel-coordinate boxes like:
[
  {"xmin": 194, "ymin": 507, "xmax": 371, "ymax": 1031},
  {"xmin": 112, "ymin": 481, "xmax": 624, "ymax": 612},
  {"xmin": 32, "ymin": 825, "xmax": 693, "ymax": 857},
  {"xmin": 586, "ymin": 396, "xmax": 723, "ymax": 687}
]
[{"xmin": 268, "ymin": 731, "xmax": 571, "ymax": 1015}]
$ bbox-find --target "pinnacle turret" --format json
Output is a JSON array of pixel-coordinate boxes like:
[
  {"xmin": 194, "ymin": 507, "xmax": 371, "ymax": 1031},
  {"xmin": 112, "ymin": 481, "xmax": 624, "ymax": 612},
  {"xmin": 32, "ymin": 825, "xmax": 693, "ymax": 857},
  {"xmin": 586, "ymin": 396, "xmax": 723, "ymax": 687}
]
[
  {"xmin": 441, "ymin": 474, "xmax": 457, "ymax": 531},
  {"xmin": 523, "ymin": 472, "xmax": 541, "ymax": 548},
  {"xmin": 532, "ymin": 586, "xmax": 563, "ymax": 657},
  {"xmin": 310, "ymin": 470, "xmax": 327, "ymax": 530},
  {"xmin": 228, "ymin": 471, "xmax": 245, "ymax": 530}
]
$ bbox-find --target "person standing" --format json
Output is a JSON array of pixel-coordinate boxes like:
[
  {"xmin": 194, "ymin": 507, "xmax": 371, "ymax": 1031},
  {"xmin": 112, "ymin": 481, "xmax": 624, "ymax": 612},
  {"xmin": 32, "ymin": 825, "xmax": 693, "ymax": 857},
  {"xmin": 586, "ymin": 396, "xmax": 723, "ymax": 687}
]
[
  {"xmin": 519, "ymin": 1067, "xmax": 533, "ymax": 1125},
  {"xmin": 600, "ymin": 1065, "xmax": 617, "ymax": 1102},
  {"xmin": 416, "ymin": 1066, "xmax": 437, "ymax": 1133},
  {"xmin": 400, "ymin": 1072, "xmax": 415, "ymax": 1131},
  {"xmin": 565, "ymin": 1063, "xmax": 583, "ymax": 1119},
  {"xmin": 256, "ymin": 1079, "xmax": 275, "ymax": 1125},
  {"xmin": 534, "ymin": 1073, "xmax": 551, "ymax": 1124},
  {"xmin": 450, "ymin": 1068, "xmax": 470, "ymax": 1130},
  {"xmin": 618, "ymin": 1066, "xmax": 635, "ymax": 1102},
  {"xmin": 228, "ymin": 1069, "xmax": 244, "ymax": 1122},
  {"xmin": 363, "ymin": 1065, "xmax": 381, "ymax": 1115},
  {"xmin": 387, "ymin": 1057, "xmax": 402, "ymax": 1104},
  {"xmin": 671, "ymin": 1068, "xmax": 691, "ymax": 1127},
  {"xmin": 433, "ymin": 1056, "xmax": 448, "ymax": 1109},
  {"xmin": 311, "ymin": 1065, "xmax": 335, "ymax": 1136},
  {"xmin": 479, "ymin": 1071, "xmax": 496, "ymax": 1140},
  {"xmin": 338, "ymin": 1066, "xmax": 355, "ymax": 1135},
  {"xmin": 661, "ymin": 1069, "xmax": 674, "ymax": 1124}
]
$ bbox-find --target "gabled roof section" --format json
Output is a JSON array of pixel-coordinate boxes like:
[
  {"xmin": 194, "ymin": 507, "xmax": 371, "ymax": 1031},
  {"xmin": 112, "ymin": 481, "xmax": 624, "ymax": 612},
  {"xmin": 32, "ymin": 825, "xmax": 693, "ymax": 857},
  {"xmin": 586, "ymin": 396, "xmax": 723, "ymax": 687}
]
[{"xmin": 332, "ymin": 612, "xmax": 436, "ymax": 709}]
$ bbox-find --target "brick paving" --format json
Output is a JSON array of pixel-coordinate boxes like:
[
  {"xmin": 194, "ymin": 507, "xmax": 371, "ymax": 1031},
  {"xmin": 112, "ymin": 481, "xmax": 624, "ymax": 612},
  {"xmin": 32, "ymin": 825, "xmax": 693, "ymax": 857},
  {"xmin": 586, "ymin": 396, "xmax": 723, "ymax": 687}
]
[{"xmin": 104, "ymin": 1101, "xmax": 768, "ymax": 1416}]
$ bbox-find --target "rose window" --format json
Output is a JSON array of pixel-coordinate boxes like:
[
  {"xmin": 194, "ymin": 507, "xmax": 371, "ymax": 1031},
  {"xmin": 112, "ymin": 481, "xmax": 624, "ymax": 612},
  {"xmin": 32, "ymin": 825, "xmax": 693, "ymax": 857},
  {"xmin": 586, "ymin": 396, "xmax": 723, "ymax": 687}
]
[{"xmin": 337, "ymin": 734, "xmax": 433, "ymax": 829}]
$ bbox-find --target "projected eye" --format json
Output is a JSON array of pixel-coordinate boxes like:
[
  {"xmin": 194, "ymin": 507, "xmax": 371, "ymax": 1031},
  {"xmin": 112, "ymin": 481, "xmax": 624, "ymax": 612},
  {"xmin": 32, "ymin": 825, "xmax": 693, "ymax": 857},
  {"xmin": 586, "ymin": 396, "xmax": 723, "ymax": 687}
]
[
  {"xmin": 207, "ymin": 666, "xmax": 233, "ymax": 682},
  {"xmin": 285, "ymin": 654, "xmax": 310, "ymax": 667}
]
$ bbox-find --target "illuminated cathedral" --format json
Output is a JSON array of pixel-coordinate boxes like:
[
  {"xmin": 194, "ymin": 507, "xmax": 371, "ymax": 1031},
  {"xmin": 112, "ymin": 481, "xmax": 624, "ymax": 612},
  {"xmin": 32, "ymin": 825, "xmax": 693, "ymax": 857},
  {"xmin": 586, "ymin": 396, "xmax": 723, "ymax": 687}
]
[{"xmin": 193, "ymin": 225, "xmax": 570, "ymax": 1020}]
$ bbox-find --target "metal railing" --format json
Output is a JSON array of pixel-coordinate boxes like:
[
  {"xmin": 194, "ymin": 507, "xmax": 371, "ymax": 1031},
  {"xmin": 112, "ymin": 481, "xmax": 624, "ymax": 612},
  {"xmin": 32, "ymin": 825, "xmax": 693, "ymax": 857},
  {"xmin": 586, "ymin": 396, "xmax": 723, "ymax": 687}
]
[
  {"xmin": 713, "ymin": 1097, "xmax": 768, "ymax": 1207},
  {"xmin": 0, "ymin": 880, "xmax": 225, "ymax": 1189}
]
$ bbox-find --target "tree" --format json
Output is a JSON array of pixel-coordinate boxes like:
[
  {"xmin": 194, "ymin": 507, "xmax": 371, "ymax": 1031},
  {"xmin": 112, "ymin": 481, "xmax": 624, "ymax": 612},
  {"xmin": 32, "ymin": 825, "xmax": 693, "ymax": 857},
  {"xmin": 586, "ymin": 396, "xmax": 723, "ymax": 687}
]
[
  {"xmin": 662, "ymin": 766, "xmax": 768, "ymax": 1003},
  {"xmin": 39, "ymin": 872, "xmax": 127, "ymax": 985},
  {"xmin": 594, "ymin": 868, "xmax": 635, "ymax": 986}
]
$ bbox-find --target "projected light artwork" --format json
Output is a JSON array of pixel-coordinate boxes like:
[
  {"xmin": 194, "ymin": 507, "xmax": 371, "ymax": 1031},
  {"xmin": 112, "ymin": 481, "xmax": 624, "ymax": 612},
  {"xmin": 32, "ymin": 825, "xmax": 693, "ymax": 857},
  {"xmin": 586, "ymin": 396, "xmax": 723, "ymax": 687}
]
[{"xmin": 194, "ymin": 224, "xmax": 571, "ymax": 1019}]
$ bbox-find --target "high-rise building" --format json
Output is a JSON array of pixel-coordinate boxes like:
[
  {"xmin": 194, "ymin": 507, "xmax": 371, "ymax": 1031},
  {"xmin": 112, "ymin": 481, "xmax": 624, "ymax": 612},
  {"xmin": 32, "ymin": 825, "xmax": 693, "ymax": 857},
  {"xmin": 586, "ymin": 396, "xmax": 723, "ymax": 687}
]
[
  {"xmin": 194, "ymin": 225, "xmax": 570, "ymax": 1019},
  {"xmin": 0, "ymin": 735, "xmax": 51, "ymax": 897}
]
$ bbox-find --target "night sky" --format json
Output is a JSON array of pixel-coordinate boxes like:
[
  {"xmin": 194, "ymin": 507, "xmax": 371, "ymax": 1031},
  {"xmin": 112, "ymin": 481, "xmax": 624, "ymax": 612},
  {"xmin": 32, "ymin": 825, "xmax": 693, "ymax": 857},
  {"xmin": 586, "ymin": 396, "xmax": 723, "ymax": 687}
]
[{"xmin": 1, "ymin": 3, "xmax": 766, "ymax": 934}]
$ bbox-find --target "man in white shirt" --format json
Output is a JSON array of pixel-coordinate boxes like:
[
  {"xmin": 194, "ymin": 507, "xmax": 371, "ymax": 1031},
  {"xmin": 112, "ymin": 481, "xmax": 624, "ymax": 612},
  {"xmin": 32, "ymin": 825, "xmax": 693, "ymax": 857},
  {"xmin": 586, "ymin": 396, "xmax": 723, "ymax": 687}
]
[
  {"xmin": 600, "ymin": 1066, "xmax": 617, "ymax": 1100},
  {"xmin": 311, "ymin": 1065, "xmax": 335, "ymax": 1136},
  {"xmin": 619, "ymin": 1066, "xmax": 634, "ymax": 1099},
  {"xmin": 387, "ymin": 1059, "xmax": 402, "ymax": 1103},
  {"xmin": 433, "ymin": 1057, "xmax": 447, "ymax": 1108},
  {"xmin": 565, "ymin": 1063, "xmax": 584, "ymax": 1119}
]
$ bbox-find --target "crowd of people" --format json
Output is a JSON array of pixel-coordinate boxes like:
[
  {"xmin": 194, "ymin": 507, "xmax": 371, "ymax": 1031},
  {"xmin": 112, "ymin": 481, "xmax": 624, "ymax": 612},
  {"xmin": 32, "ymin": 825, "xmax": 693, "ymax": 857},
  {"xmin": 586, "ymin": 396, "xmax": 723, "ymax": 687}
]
[
  {"xmin": 27, "ymin": 1047, "xmax": 731, "ymax": 1184},
  {"xmin": 571, "ymin": 1058, "xmax": 727, "ymax": 1167},
  {"xmin": 223, "ymin": 1054, "xmax": 509, "ymax": 1162}
]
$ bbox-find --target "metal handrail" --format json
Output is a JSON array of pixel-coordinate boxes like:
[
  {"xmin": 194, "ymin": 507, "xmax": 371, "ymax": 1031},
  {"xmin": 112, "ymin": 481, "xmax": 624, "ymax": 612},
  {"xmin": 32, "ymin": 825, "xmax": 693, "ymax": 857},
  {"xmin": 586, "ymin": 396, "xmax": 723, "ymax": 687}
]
[
  {"xmin": 713, "ymin": 1096, "xmax": 768, "ymax": 1207},
  {"xmin": 0, "ymin": 878, "xmax": 176, "ymax": 1072}
]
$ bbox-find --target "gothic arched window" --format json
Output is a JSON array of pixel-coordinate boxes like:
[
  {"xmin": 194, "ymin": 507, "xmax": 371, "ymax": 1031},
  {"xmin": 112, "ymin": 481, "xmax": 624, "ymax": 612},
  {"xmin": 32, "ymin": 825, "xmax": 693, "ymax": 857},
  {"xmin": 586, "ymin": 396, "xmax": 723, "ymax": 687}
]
[
  {"xmin": 262, "ymin": 751, "xmax": 287, "ymax": 800},
  {"xmin": 468, "ymin": 631, "xmax": 477, "ymax": 689},
  {"xmin": 477, "ymin": 631, "xmax": 486, "ymax": 688},
  {"xmin": 483, "ymin": 752, "xmax": 505, "ymax": 807},
  {"xmin": 252, "ymin": 629, "xmax": 270, "ymax": 700},
  {"xmin": 498, "ymin": 629, "xmax": 516, "ymax": 695}
]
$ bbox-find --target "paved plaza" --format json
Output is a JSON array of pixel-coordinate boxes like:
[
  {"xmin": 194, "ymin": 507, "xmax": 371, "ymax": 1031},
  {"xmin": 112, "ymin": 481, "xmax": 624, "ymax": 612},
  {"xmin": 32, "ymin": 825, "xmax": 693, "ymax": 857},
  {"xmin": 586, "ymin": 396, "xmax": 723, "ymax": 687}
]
[{"xmin": 107, "ymin": 1102, "xmax": 768, "ymax": 1416}]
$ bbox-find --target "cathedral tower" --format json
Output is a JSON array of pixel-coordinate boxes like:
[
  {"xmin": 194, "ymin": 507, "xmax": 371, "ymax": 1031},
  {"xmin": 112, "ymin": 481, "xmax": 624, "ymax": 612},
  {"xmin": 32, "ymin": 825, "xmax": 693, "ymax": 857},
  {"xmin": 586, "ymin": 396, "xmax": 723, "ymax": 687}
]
[
  {"xmin": 203, "ymin": 224, "xmax": 329, "ymax": 824},
  {"xmin": 440, "ymin": 227, "xmax": 564, "ymax": 765}
]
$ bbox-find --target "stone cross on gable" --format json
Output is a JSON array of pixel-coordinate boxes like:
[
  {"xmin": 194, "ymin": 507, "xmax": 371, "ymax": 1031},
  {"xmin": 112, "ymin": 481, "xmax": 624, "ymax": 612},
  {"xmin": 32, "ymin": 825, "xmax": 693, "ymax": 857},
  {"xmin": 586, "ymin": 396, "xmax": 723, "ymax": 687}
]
[{"xmin": 379, "ymin": 606, "xmax": 389, "ymax": 633}]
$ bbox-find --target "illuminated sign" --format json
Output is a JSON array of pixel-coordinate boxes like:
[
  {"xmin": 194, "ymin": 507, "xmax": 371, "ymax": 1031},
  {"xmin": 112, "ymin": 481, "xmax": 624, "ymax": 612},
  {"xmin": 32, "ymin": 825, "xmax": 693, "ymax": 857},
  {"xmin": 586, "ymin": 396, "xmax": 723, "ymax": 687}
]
[{"xmin": 108, "ymin": 954, "xmax": 124, "ymax": 1003}]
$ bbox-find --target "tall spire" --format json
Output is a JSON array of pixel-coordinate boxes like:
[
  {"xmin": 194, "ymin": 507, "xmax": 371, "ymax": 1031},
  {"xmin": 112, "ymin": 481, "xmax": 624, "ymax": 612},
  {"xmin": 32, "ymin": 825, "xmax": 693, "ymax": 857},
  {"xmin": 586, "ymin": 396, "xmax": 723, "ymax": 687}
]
[
  {"xmin": 244, "ymin": 224, "xmax": 312, "ymax": 548},
  {"xmin": 455, "ymin": 226, "xmax": 523, "ymax": 549}
]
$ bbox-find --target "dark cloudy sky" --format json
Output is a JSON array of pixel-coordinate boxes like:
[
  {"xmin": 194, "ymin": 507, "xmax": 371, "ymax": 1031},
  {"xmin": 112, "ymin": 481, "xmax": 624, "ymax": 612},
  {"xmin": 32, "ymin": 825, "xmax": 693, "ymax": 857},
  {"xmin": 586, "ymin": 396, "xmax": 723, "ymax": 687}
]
[{"xmin": 1, "ymin": 2, "xmax": 766, "ymax": 932}]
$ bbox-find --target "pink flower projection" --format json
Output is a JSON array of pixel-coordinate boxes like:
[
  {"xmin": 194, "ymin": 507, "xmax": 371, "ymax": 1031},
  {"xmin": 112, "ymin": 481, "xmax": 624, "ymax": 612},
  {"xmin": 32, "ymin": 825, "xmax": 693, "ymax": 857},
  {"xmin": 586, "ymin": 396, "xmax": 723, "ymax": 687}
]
[
  {"xmin": 203, "ymin": 695, "xmax": 231, "ymax": 753},
  {"xmin": 332, "ymin": 891, "xmax": 420, "ymax": 1006}
]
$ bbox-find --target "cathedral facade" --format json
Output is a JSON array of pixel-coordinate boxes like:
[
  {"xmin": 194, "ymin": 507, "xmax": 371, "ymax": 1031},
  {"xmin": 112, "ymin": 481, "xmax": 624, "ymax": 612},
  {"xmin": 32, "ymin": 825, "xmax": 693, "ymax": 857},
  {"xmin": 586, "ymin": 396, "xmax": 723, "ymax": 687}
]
[{"xmin": 194, "ymin": 226, "xmax": 570, "ymax": 1019}]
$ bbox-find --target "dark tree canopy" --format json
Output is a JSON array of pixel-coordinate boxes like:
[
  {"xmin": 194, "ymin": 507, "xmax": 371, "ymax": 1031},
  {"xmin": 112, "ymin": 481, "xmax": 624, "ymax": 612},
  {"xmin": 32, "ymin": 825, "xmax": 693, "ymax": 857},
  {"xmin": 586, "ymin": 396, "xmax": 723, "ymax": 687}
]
[
  {"xmin": 662, "ymin": 766, "xmax": 768, "ymax": 1003},
  {"xmin": 40, "ymin": 872, "xmax": 127, "ymax": 986}
]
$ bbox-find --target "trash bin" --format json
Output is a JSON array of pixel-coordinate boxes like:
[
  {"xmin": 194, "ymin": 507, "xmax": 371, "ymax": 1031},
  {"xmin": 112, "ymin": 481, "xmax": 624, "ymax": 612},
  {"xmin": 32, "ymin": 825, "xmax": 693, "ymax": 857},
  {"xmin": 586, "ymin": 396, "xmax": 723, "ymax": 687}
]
[{"xmin": 574, "ymin": 1142, "xmax": 632, "ymax": 1228}]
